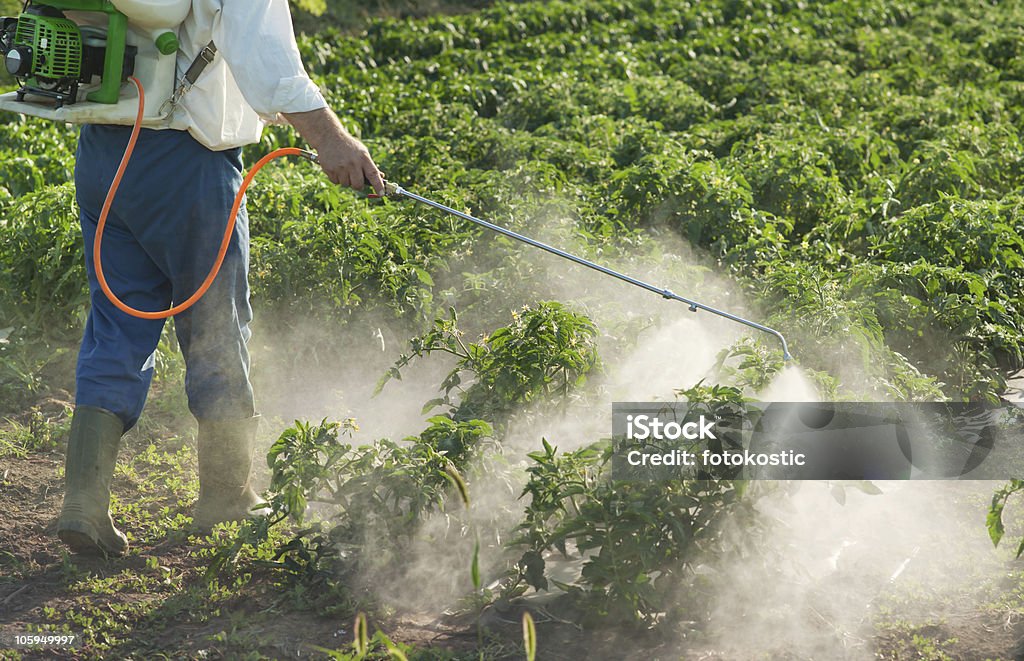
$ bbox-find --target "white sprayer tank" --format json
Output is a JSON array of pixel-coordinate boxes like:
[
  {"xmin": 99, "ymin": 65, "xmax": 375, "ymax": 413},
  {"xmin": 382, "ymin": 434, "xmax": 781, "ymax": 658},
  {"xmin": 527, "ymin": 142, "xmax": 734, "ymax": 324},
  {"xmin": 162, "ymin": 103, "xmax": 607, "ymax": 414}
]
[{"xmin": 110, "ymin": 0, "xmax": 191, "ymax": 29}]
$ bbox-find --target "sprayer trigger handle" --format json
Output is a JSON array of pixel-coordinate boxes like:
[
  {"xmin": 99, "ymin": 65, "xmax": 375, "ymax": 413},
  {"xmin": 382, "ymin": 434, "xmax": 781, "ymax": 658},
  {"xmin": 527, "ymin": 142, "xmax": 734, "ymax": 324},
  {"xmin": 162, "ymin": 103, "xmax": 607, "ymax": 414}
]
[{"xmin": 369, "ymin": 181, "xmax": 401, "ymax": 199}]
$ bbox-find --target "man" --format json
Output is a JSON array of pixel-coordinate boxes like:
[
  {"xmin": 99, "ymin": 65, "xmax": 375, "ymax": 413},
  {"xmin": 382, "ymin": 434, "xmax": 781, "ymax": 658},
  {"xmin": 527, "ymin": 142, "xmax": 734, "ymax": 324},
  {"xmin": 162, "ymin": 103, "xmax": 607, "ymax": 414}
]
[{"xmin": 57, "ymin": 0, "xmax": 383, "ymax": 556}]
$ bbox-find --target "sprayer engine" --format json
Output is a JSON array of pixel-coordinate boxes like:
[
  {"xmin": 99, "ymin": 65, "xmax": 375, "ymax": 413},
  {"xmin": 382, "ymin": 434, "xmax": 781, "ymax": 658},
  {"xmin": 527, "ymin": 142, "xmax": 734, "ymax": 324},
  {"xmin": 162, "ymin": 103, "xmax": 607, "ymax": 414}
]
[{"xmin": 1, "ymin": 3, "xmax": 136, "ymax": 108}]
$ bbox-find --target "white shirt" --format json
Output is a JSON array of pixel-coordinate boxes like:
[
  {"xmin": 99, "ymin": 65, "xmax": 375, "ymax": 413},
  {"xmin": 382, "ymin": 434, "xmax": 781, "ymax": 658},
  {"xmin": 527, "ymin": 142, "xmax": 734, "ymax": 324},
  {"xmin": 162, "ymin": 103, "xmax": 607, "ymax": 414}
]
[{"xmin": 172, "ymin": 0, "xmax": 327, "ymax": 150}]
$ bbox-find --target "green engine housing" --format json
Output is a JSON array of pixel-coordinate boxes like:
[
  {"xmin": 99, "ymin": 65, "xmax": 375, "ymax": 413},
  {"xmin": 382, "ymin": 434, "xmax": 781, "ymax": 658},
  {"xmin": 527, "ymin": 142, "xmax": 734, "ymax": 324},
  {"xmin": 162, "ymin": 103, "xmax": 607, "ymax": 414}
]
[{"xmin": 16, "ymin": 13, "xmax": 83, "ymax": 82}]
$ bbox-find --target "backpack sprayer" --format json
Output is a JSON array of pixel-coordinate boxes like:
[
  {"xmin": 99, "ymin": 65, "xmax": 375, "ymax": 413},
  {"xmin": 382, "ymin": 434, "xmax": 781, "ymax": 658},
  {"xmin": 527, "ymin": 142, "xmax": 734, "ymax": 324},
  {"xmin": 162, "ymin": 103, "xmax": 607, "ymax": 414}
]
[
  {"xmin": 0, "ymin": 1, "xmax": 792, "ymax": 359},
  {"xmin": 0, "ymin": 0, "xmax": 185, "ymax": 121}
]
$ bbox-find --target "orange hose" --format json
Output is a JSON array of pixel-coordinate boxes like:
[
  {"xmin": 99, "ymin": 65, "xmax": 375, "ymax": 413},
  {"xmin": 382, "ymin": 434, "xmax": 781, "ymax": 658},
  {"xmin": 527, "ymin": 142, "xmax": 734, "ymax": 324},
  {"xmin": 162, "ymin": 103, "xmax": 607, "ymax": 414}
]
[{"xmin": 94, "ymin": 77, "xmax": 306, "ymax": 319}]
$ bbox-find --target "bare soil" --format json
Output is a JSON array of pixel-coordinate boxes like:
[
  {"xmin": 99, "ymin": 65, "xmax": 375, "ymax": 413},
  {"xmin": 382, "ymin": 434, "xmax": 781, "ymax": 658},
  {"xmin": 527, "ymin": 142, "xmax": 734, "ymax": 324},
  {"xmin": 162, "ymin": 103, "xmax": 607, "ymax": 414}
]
[{"xmin": 2, "ymin": 405, "xmax": 1023, "ymax": 659}]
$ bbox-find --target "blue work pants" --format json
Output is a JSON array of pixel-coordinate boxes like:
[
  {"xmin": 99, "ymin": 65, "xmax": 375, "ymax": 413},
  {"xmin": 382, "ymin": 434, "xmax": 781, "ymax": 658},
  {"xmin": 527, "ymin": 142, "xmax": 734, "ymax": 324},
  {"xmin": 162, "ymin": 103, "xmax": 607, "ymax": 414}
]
[{"xmin": 74, "ymin": 125, "xmax": 255, "ymax": 430}]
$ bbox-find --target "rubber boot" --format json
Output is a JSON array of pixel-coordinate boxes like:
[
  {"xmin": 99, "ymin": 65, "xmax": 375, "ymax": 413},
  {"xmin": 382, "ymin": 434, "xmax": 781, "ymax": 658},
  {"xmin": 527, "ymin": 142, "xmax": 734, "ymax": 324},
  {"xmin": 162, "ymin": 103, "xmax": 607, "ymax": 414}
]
[
  {"xmin": 57, "ymin": 406, "xmax": 129, "ymax": 557},
  {"xmin": 192, "ymin": 416, "xmax": 266, "ymax": 530}
]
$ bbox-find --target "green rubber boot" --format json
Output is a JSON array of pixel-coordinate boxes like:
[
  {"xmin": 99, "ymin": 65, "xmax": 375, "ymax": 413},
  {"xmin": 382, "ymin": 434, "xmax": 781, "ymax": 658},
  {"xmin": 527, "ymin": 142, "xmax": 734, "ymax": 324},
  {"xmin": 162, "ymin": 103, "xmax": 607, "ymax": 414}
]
[
  {"xmin": 192, "ymin": 416, "xmax": 267, "ymax": 530},
  {"xmin": 57, "ymin": 406, "xmax": 129, "ymax": 557}
]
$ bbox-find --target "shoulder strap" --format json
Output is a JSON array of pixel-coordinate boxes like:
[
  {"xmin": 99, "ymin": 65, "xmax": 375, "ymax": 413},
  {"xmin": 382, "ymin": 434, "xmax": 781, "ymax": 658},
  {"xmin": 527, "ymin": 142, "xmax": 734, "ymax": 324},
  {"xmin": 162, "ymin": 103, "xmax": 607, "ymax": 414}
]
[
  {"xmin": 183, "ymin": 41, "xmax": 218, "ymax": 86},
  {"xmin": 159, "ymin": 40, "xmax": 217, "ymax": 116}
]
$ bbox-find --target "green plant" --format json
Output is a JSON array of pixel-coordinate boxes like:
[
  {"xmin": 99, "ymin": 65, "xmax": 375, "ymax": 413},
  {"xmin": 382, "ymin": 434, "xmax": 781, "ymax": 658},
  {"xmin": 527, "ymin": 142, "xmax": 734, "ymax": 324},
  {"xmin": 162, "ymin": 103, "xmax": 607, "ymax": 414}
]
[
  {"xmin": 207, "ymin": 303, "xmax": 599, "ymax": 601},
  {"xmin": 988, "ymin": 479, "xmax": 1024, "ymax": 558},
  {"xmin": 313, "ymin": 612, "xmax": 412, "ymax": 660},
  {"xmin": 0, "ymin": 183, "xmax": 87, "ymax": 337},
  {"xmin": 0, "ymin": 405, "xmax": 70, "ymax": 457},
  {"xmin": 509, "ymin": 384, "xmax": 764, "ymax": 626},
  {"xmin": 379, "ymin": 303, "xmax": 600, "ymax": 428}
]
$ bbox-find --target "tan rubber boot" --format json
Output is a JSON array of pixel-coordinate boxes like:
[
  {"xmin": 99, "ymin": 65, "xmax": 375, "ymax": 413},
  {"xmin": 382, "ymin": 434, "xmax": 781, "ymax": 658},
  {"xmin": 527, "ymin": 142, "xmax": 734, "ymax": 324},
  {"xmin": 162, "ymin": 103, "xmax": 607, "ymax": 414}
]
[
  {"xmin": 57, "ymin": 406, "xmax": 129, "ymax": 557},
  {"xmin": 192, "ymin": 416, "xmax": 267, "ymax": 530}
]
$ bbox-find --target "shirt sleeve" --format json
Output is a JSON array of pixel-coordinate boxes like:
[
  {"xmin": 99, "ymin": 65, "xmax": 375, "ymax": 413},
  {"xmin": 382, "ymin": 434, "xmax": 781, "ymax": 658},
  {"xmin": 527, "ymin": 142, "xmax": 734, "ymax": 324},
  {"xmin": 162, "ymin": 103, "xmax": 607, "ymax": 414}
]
[{"xmin": 213, "ymin": 0, "xmax": 328, "ymax": 121}]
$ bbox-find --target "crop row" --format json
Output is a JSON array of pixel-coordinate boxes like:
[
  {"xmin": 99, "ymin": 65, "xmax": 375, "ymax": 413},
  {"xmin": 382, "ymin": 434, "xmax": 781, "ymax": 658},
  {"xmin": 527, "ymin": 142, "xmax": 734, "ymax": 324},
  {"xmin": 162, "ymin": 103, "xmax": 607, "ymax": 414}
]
[{"xmin": 3, "ymin": 0, "xmax": 1023, "ymax": 404}]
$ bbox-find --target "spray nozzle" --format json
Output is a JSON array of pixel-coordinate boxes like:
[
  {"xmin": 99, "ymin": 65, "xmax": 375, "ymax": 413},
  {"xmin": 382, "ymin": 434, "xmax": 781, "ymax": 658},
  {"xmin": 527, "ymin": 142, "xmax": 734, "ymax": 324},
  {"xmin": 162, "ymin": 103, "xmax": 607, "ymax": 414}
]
[{"xmin": 299, "ymin": 149, "xmax": 319, "ymax": 164}]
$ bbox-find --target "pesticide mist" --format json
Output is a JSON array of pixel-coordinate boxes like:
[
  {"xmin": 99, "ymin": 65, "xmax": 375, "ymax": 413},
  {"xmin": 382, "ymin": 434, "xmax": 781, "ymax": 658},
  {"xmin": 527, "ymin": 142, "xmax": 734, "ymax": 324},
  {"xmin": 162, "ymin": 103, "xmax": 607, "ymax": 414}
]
[{"xmin": 240, "ymin": 197, "xmax": 1023, "ymax": 658}]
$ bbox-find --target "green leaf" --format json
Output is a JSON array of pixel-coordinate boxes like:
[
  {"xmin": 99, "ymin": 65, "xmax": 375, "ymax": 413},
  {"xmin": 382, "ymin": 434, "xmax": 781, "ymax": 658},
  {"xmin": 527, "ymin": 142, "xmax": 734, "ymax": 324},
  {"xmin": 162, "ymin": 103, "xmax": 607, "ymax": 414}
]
[
  {"xmin": 522, "ymin": 611, "xmax": 537, "ymax": 661},
  {"xmin": 413, "ymin": 266, "xmax": 434, "ymax": 286},
  {"xmin": 852, "ymin": 481, "xmax": 883, "ymax": 495},
  {"xmin": 353, "ymin": 612, "xmax": 369, "ymax": 656},
  {"xmin": 421, "ymin": 398, "xmax": 447, "ymax": 414},
  {"xmin": 443, "ymin": 463, "xmax": 470, "ymax": 507},
  {"xmin": 471, "ymin": 540, "xmax": 481, "ymax": 590},
  {"xmin": 987, "ymin": 500, "xmax": 1006, "ymax": 547}
]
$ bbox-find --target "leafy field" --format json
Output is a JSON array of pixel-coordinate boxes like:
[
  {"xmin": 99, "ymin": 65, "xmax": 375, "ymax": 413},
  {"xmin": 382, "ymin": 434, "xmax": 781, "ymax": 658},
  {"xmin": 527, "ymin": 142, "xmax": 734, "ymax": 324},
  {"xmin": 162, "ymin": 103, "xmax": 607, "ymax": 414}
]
[{"xmin": 3, "ymin": 0, "xmax": 1024, "ymax": 659}]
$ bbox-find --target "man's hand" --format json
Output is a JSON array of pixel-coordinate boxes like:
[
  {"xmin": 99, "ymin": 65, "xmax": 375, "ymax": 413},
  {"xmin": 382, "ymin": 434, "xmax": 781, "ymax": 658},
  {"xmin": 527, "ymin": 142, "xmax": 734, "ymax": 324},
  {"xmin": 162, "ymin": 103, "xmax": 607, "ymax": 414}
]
[{"xmin": 282, "ymin": 107, "xmax": 385, "ymax": 195}]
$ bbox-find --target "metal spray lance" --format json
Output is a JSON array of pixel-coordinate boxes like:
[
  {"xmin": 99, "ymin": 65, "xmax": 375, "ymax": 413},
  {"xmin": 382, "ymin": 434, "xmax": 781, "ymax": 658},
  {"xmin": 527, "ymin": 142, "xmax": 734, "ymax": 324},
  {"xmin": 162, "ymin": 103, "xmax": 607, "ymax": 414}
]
[{"xmin": 368, "ymin": 181, "xmax": 793, "ymax": 360}]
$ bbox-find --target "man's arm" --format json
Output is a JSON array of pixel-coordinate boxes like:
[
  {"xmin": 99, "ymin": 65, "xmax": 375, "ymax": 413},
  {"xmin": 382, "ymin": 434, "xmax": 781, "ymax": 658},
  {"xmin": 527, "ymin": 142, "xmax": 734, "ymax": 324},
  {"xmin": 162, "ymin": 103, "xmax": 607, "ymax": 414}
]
[
  {"xmin": 282, "ymin": 108, "xmax": 385, "ymax": 195},
  {"xmin": 213, "ymin": 0, "xmax": 385, "ymax": 194}
]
